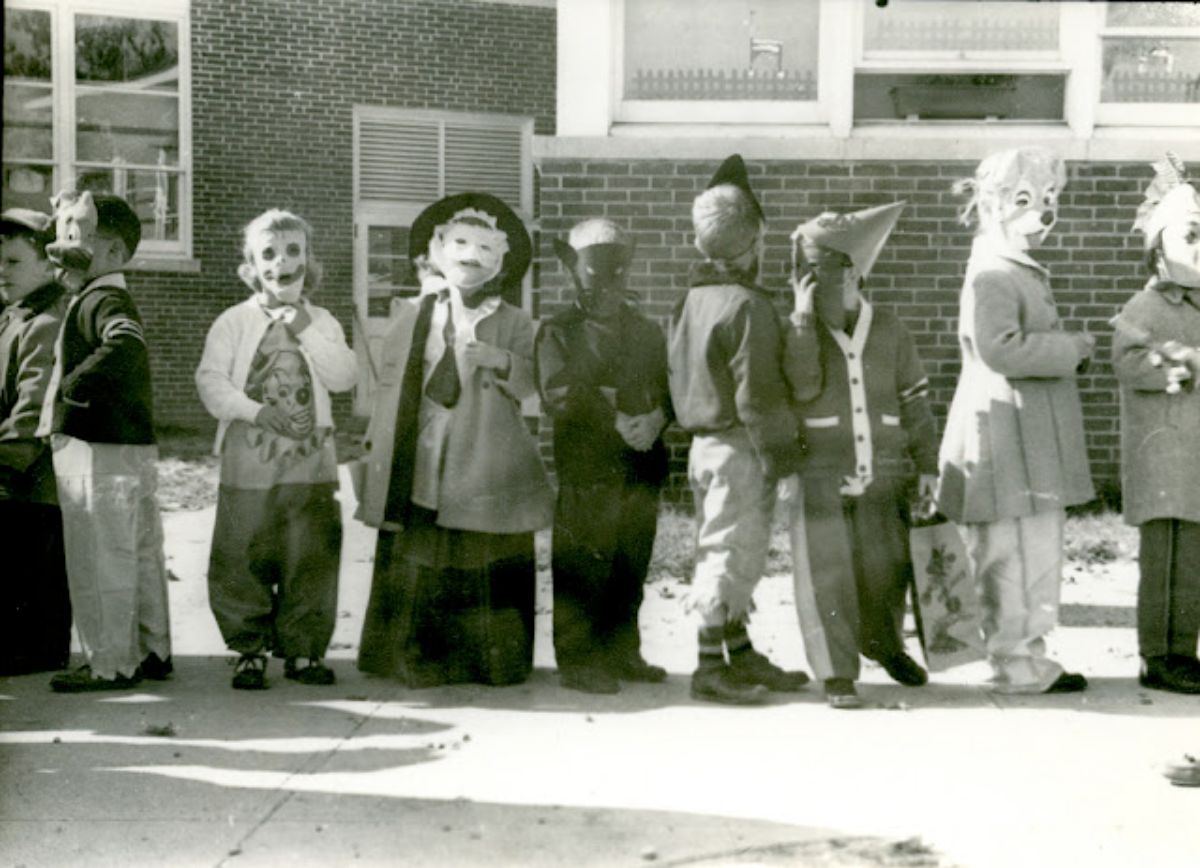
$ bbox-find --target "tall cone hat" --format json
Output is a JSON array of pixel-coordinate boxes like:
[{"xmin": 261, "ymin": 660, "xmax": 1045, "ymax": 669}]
[{"xmin": 791, "ymin": 201, "xmax": 906, "ymax": 277}]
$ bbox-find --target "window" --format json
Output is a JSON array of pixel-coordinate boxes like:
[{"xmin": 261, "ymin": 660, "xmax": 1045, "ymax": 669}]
[
  {"xmin": 2, "ymin": 0, "xmax": 191, "ymax": 260},
  {"xmin": 616, "ymin": 0, "xmax": 825, "ymax": 123},
  {"xmin": 1097, "ymin": 3, "xmax": 1200, "ymax": 125},
  {"xmin": 854, "ymin": 0, "xmax": 1067, "ymax": 123}
]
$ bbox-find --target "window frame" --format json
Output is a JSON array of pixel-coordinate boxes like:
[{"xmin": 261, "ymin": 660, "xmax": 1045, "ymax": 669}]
[
  {"xmin": 1094, "ymin": 4, "xmax": 1200, "ymax": 127},
  {"xmin": 3, "ymin": 0, "xmax": 193, "ymax": 263}
]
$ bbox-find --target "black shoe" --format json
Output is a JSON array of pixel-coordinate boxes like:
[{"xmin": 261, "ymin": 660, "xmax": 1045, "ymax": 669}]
[
  {"xmin": 824, "ymin": 678, "xmax": 863, "ymax": 710},
  {"xmin": 285, "ymin": 657, "xmax": 336, "ymax": 686},
  {"xmin": 1139, "ymin": 656, "xmax": 1200, "ymax": 695},
  {"xmin": 560, "ymin": 666, "xmax": 620, "ymax": 695},
  {"xmin": 690, "ymin": 666, "xmax": 770, "ymax": 706},
  {"xmin": 50, "ymin": 665, "xmax": 140, "ymax": 693},
  {"xmin": 879, "ymin": 653, "xmax": 928, "ymax": 687},
  {"xmin": 726, "ymin": 649, "xmax": 810, "ymax": 692},
  {"xmin": 1045, "ymin": 672, "xmax": 1088, "ymax": 694},
  {"xmin": 609, "ymin": 654, "xmax": 667, "ymax": 684},
  {"xmin": 139, "ymin": 653, "xmax": 174, "ymax": 681},
  {"xmin": 232, "ymin": 654, "xmax": 268, "ymax": 690}
]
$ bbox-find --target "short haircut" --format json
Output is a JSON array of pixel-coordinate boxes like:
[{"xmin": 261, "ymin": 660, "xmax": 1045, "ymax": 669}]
[
  {"xmin": 0, "ymin": 222, "xmax": 51, "ymax": 258},
  {"xmin": 692, "ymin": 184, "xmax": 762, "ymax": 262},
  {"xmin": 92, "ymin": 194, "xmax": 142, "ymax": 261}
]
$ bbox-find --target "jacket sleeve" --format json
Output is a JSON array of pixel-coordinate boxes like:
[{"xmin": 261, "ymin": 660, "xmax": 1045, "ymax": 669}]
[
  {"xmin": 494, "ymin": 309, "xmax": 537, "ymax": 402},
  {"xmin": 298, "ymin": 306, "xmax": 359, "ymax": 393},
  {"xmin": 1111, "ymin": 296, "xmax": 1176, "ymax": 392},
  {"xmin": 60, "ymin": 290, "xmax": 149, "ymax": 404},
  {"xmin": 0, "ymin": 313, "xmax": 59, "ymax": 472},
  {"xmin": 972, "ymin": 268, "xmax": 1083, "ymax": 378},
  {"xmin": 195, "ymin": 311, "xmax": 262, "ymax": 424},
  {"xmin": 724, "ymin": 298, "xmax": 801, "ymax": 481},
  {"xmin": 894, "ymin": 322, "xmax": 939, "ymax": 475},
  {"xmin": 534, "ymin": 319, "xmax": 615, "ymax": 426},
  {"xmin": 782, "ymin": 310, "xmax": 823, "ymax": 404}
]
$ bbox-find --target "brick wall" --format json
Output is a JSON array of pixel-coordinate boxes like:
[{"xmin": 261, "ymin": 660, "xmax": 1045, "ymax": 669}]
[
  {"xmin": 131, "ymin": 0, "xmax": 556, "ymax": 428},
  {"xmin": 536, "ymin": 158, "xmax": 1149, "ymax": 502}
]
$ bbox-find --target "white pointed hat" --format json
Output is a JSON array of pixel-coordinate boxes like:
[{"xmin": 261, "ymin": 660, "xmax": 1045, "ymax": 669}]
[{"xmin": 791, "ymin": 201, "xmax": 906, "ymax": 277}]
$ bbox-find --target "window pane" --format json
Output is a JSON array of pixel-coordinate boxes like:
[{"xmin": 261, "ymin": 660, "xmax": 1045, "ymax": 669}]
[
  {"xmin": 1106, "ymin": 4, "xmax": 1200, "ymax": 29},
  {"xmin": 76, "ymin": 89, "xmax": 180, "ymax": 164},
  {"xmin": 624, "ymin": 0, "xmax": 819, "ymax": 101},
  {"xmin": 3, "ymin": 164, "xmax": 55, "ymax": 213},
  {"xmin": 1102, "ymin": 38, "xmax": 1200, "ymax": 103},
  {"xmin": 368, "ymin": 226, "xmax": 418, "ymax": 299},
  {"xmin": 4, "ymin": 82, "xmax": 54, "ymax": 160},
  {"xmin": 855, "ymin": 73, "xmax": 1065, "ymax": 121},
  {"xmin": 862, "ymin": 0, "xmax": 1058, "ymax": 55},
  {"xmin": 75, "ymin": 15, "xmax": 179, "ymax": 89},
  {"xmin": 5, "ymin": 9, "xmax": 51, "ymax": 79},
  {"xmin": 74, "ymin": 166, "xmax": 181, "ymax": 243}
]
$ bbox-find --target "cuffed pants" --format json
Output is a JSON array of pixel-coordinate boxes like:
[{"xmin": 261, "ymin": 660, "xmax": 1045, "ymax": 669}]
[
  {"xmin": 1137, "ymin": 519, "xmax": 1200, "ymax": 660},
  {"xmin": 789, "ymin": 476, "xmax": 913, "ymax": 681},
  {"xmin": 963, "ymin": 510, "xmax": 1065, "ymax": 693},
  {"xmin": 687, "ymin": 430, "xmax": 774, "ymax": 626},
  {"xmin": 52, "ymin": 435, "xmax": 170, "ymax": 680}
]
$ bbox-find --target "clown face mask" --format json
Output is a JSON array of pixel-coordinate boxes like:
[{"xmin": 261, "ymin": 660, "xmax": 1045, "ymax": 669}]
[
  {"xmin": 248, "ymin": 227, "xmax": 307, "ymax": 305},
  {"xmin": 431, "ymin": 219, "xmax": 508, "ymax": 294},
  {"xmin": 1160, "ymin": 217, "xmax": 1200, "ymax": 288}
]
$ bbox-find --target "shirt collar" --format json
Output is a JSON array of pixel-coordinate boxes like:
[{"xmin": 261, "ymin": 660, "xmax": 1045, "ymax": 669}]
[
  {"xmin": 7, "ymin": 282, "xmax": 64, "ymax": 316},
  {"xmin": 82, "ymin": 271, "xmax": 127, "ymax": 292}
]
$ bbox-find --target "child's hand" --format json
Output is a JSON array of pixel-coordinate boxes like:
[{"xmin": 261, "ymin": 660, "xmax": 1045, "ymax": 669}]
[
  {"xmin": 776, "ymin": 474, "xmax": 800, "ymax": 503},
  {"xmin": 255, "ymin": 403, "xmax": 294, "ymax": 437},
  {"xmin": 791, "ymin": 271, "xmax": 817, "ymax": 320},
  {"xmin": 463, "ymin": 340, "xmax": 508, "ymax": 372},
  {"xmin": 283, "ymin": 304, "xmax": 312, "ymax": 335}
]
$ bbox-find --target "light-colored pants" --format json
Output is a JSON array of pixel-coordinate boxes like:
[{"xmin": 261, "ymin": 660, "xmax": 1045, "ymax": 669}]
[
  {"xmin": 687, "ymin": 430, "xmax": 774, "ymax": 625},
  {"xmin": 963, "ymin": 510, "xmax": 1065, "ymax": 693},
  {"xmin": 52, "ymin": 435, "xmax": 171, "ymax": 679}
]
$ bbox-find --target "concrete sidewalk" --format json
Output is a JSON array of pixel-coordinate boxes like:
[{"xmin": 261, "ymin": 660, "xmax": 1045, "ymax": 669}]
[{"xmin": 2, "ymin": 475, "xmax": 1197, "ymax": 868}]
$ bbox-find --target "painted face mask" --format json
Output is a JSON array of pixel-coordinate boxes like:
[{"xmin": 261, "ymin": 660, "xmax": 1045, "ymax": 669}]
[
  {"xmin": 994, "ymin": 181, "xmax": 1060, "ymax": 251},
  {"xmin": 966, "ymin": 148, "xmax": 1066, "ymax": 253},
  {"xmin": 431, "ymin": 219, "xmax": 508, "ymax": 292},
  {"xmin": 249, "ymin": 227, "xmax": 307, "ymax": 305},
  {"xmin": 1160, "ymin": 216, "xmax": 1200, "ymax": 288}
]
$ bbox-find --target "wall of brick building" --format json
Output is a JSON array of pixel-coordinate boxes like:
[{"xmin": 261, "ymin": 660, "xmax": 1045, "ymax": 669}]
[
  {"xmin": 130, "ymin": 0, "xmax": 556, "ymax": 429},
  {"xmin": 534, "ymin": 157, "xmax": 1149, "ymax": 503}
]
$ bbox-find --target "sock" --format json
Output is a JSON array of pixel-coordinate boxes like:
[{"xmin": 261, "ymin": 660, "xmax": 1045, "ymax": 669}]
[
  {"xmin": 723, "ymin": 621, "xmax": 754, "ymax": 662},
  {"xmin": 697, "ymin": 625, "xmax": 725, "ymax": 672}
]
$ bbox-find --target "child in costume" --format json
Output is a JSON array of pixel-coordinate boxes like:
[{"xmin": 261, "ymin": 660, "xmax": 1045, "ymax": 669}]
[
  {"xmin": 785, "ymin": 202, "xmax": 939, "ymax": 709},
  {"xmin": 938, "ymin": 147, "xmax": 1094, "ymax": 695},
  {"xmin": 196, "ymin": 209, "xmax": 357, "ymax": 689},
  {"xmin": 356, "ymin": 193, "xmax": 553, "ymax": 688},
  {"xmin": 0, "ymin": 209, "xmax": 71, "ymax": 675},
  {"xmin": 536, "ymin": 218, "xmax": 671, "ymax": 695},
  {"xmin": 39, "ymin": 193, "xmax": 173, "ymax": 692},
  {"xmin": 668, "ymin": 154, "xmax": 814, "ymax": 705},
  {"xmin": 1111, "ymin": 153, "xmax": 1200, "ymax": 694}
]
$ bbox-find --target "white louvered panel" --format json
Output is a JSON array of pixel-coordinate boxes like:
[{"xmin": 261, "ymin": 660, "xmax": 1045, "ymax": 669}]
[
  {"xmin": 357, "ymin": 119, "xmax": 440, "ymax": 201},
  {"xmin": 443, "ymin": 124, "xmax": 523, "ymax": 204}
]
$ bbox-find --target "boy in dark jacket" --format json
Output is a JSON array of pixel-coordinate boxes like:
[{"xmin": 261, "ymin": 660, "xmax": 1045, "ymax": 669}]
[
  {"xmin": 39, "ymin": 193, "xmax": 172, "ymax": 692},
  {"xmin": 536, "ymin": 219, "xmax": 671, "ymax": 694}
]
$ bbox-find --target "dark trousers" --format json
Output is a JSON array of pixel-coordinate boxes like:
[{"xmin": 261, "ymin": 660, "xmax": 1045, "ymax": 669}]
[
  {"xmin": 207, "ymin": 482, "xmax": 342, "ymax": 659},
  {"xmin": 552, "ymin": 480, "xmax": 659, "ymax": 671},
  {"xmin": 0, "ymin": 501, "xmax": 71, "ymax": 674},
  {"xmin": 1138, "ymin": 519, "xmax": 1200, "ymax": 659}
]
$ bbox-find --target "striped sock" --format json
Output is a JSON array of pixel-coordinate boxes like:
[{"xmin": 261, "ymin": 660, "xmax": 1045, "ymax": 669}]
[{"xmin": 697, "ymin": 625, "xmax": 725, "ymax": 672}]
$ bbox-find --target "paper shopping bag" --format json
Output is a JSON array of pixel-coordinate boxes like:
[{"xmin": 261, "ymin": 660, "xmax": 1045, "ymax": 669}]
[{"xmin": 909, "ymin": 517, "xmax": 986, "ymax": 672}]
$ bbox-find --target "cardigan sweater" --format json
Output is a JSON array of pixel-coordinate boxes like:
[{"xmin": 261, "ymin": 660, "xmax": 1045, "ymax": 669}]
[
  {"xmin": 795, "ymin": 302, "xmax": 938, "ymax": 487},
  {"xmin": 1112, "ymin": 279, "xmax": 1200, "ymax": 525},
  {"xmin": 195, "ymin": 295, "xmax": 358, "ymax": 455}
]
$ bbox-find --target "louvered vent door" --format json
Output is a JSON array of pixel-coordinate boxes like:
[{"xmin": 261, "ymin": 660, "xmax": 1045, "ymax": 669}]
[
  {"xmin": 356, "ymin": 118, "xmax": 440, "ymax": 202},
  {"xmin": 443, "ymin": 122, "xmax": 524, "ymax": 204}
]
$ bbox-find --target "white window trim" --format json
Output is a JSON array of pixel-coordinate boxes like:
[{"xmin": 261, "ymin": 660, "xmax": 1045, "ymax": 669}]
[
  {"xmin": 4, "ymin": 0, "xmax": 193, "ymax": 261},
  {"xmin": 557, "ymin": 0, "xmax": 1200, "ymax": 159},
  {"xmin": 1095, "ymin": 6, "xmax": 1200, "ymax": 128}
]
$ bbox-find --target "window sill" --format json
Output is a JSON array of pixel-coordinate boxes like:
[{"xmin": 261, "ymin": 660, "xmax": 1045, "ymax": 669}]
[{"xmin": 127, "ymin": 255, "xmax": 201, "ymax": 274}]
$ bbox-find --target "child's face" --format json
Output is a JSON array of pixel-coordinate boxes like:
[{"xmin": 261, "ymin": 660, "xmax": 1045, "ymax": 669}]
[
  {"xmin": 249, "ymin": 227, "xmax": 307, "ymax": 305},
  {"xmin": 1160, "ymin": 218, "xmax": 1200, "ymax": 288},
  {"xmin": 433, "ymin": 221, "xmax": 506, "ymax": 291},
  {"xmin": 801, "ymin": 238, "xmax": 860, "ymax": 322},
  {"xmin": 0, "ymin": 235, "xmax": 54, "ymax": 303}
]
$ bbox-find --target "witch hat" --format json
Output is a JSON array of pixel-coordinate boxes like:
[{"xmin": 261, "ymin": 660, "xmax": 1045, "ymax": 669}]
[
  {"xmin": 791, "ymin": 201, "xmax": 906, "ymax": 278},
  {"xmin": 706, "ymin": 154, "xmax": 764, "ymax": 222}
]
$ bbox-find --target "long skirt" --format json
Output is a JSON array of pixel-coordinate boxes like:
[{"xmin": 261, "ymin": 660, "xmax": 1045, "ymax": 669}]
[
  {"xmin": 357, "ymin": 507, "xmax": 536, "ymax": 687},
  {"xmin": 0, "ymin": 501, "xmax": 71, "ymax": 675}
]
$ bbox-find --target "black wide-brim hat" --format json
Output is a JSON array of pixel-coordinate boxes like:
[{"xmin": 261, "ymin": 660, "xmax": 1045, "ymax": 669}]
[{"xmin": 409, "ymin": 192, "xmax": 532, "ymax": 294}]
